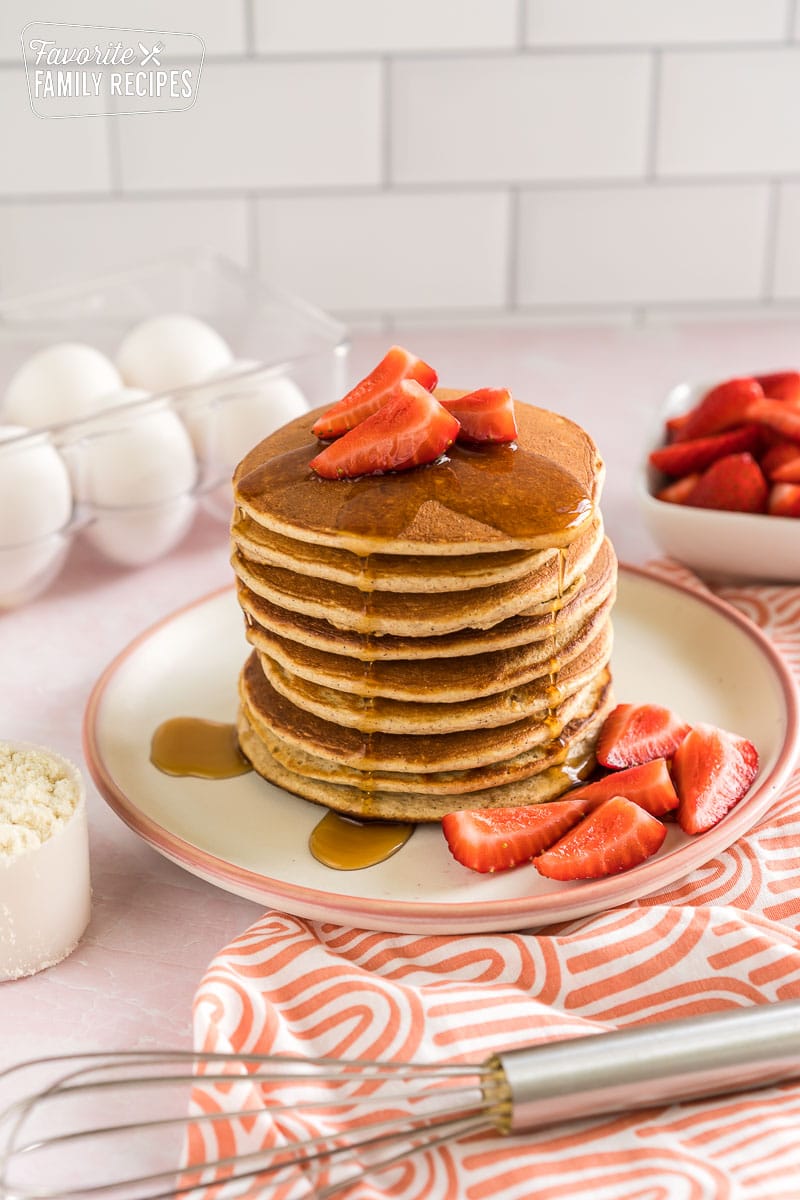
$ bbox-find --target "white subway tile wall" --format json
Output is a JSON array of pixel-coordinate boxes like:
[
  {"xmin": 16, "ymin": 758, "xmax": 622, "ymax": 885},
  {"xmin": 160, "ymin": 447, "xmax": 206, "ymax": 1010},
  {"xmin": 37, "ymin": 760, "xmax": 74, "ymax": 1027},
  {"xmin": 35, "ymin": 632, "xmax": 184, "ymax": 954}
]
[{"xmin": 3, "ymin": 0, "xmax": 800, "ymax": 324}]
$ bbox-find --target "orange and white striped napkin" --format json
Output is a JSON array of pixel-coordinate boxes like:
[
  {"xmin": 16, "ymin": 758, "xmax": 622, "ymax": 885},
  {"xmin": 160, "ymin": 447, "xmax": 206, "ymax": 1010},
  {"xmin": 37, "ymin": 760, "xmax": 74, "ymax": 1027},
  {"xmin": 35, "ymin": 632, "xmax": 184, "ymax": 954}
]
[{"xmin": 194, "ymin": 564, "xmax": 800, "ymax": 1199}]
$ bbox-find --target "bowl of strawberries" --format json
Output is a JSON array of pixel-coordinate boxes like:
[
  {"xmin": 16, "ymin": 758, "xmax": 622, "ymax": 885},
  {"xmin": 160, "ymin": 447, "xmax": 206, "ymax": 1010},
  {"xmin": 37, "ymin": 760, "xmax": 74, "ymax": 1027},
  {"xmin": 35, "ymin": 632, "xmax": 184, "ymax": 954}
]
[{"xmin": 640, "ymin": 370, "xmax": 800, "ymax": 582}]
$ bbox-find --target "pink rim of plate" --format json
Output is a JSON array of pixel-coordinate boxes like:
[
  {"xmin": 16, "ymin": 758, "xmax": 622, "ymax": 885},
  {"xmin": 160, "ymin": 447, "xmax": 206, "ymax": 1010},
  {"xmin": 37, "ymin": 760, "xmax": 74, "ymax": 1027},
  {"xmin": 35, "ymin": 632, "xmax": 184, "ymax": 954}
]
[{"xmin": 83, "ymin": 564, "xmax": 800, "ymax": 929}]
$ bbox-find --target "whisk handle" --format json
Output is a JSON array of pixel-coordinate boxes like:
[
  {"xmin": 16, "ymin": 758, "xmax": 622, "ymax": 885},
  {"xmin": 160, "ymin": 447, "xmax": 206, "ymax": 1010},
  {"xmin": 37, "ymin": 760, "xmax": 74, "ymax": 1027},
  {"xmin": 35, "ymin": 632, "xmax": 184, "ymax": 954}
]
[{"xmin": 495, "ymin": 999, "xmax": 800, "ymax": 1133}]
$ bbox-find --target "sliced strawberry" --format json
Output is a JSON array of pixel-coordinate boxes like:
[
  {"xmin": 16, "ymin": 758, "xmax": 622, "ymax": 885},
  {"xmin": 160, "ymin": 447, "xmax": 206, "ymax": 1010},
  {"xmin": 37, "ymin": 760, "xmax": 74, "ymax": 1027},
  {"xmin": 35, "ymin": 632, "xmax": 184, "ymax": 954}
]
[
  {"xmin": 756, "ymin": 370, "xmax": 800, "ymax": 406},
  {"xmin": 656, "ymin": 474, "xmax": 701, "ymax": 504},
  {"xmin": 597, "ymin": 703, "xmax": 691, "ymax": 770},
  {"xmin": 311, "ymin": 346, "xmax": 437, "ymax": 439},
  {"xmin": 686, "ymin": 452, "xmax": 768, "ymax": 514},
  {"xmin": 672, "ymin": 723, "xmax": 759, "ymax": 835},
  {"xmin": 567, "ymin": 759, "xmax": 679, "ymax": 818},
  {"xmin": 309, "ymin": 381, "xmax": 458, "ymax": 479},
  {"xmin": 744, "ymin": 398, "xmax": 800, "ymax": 443},
  {"xmin": 760, "ymin": 440, "xmax": 800, "ymax": 480},
  {"xmin": 768, "ymin": 482, "xmax": 800, "ymax": 517},
  {"xmin": 534, "ymin": 797, "xmax": 667, "ymax": 881},
  {"xmin": 438, "ymin": 388, "xmax": 517, "ymax": 444},
  {"xmin": 665, "ymin": 412, "xmax": 693, "ymax": 443},
  {"xmin": 772, "ymin": 456, "xmax": 800, "ymax": 484},
  {"xmin": 649, "ymin": 425, "xmax": 761, "ymax": 477},
  {"xmin": 675, "ymin": 377, "xmax": 763, "ymax": 442},
  {"xmin": 442, "ymin": 797, "xmax": 589, "ymax": 874}
]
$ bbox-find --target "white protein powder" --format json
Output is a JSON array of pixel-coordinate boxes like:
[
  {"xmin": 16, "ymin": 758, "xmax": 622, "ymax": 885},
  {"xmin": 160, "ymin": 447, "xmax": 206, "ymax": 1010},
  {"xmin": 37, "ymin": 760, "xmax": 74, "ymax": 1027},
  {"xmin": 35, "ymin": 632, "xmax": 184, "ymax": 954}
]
[{"xmin": 0, "ymin": 742, "xmax": 80, "ymax": 857}]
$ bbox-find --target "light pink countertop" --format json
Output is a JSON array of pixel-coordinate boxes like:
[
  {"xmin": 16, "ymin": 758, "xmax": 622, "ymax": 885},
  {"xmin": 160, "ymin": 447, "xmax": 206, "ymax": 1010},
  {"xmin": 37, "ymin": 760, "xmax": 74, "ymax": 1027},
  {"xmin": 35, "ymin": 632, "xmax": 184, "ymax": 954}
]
[{"xmin": 3, "ymin": 320, "xmax": 799, "ymax": 1065}]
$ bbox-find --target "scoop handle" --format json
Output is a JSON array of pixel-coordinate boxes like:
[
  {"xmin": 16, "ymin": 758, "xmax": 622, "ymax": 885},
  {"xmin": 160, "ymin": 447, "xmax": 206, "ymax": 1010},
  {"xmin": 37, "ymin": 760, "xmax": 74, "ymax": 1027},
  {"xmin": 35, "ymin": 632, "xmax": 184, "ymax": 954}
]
[{"xmin": 496, "ymin": 999, "xmax": 800, "ymax": 1132}]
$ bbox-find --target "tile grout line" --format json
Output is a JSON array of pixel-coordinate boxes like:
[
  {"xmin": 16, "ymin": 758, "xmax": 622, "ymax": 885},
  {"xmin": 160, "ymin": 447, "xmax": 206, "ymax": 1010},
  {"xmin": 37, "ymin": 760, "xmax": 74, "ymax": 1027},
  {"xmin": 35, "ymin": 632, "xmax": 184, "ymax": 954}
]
[
  {"xmin": 761, "ymin": 179, "xmax": 781, "ymax": 302},
  {"xmin": 786, "ymin": 0, "xmax": 799, "ymax": 40},
  {"xmin": 1, "ymin": 178, "xmax": 791, "ymax": 208},
  {"xmin": 381, "ymin": 57, "xmax": 392, "ymax": 188},
  {"xmin": 244, "ymin": 0, "xmax": 257, "ymax": 57},
  {"xmin": 506, "ymin": 187, "xmax": 520, "ymax": 310},
  {"xmin": 645, "ymin": 49, "xmax": 662, "ymax": 179},
  {"xmin": 516, "ymin": 0, "xmax": 528, "ymax": 49}
]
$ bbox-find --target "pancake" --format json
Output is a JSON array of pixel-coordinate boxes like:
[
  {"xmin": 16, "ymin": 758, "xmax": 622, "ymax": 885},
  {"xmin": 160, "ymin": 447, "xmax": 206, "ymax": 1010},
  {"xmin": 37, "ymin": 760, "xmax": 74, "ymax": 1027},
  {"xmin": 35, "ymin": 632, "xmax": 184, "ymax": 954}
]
[
  {"xmin": 241, "ymin": 674, "xmax": 610, "ymax": 797},
  {"xmin": 247, "ymin": 590, "xmax": 614, "ymax": 702},
  {"xmin": 231, "ymin": 516, "xmax": 603, "ymax": 636},
  {"xmin": 239, "ymin": 651, "xmax": 610, "ymax": 774},
  {"xmin": 232, "ymin": 513, "xmax": 541, "ymax": 592},
  {"xmin": 237, "ymin": 695, "xmax": 612, "ymax": 822},
  {"xmin": 257, "ymin": 617, "xmax": 612, "ymax": 732},
  {"xmin": 237, "ymin": 536, "xmax": 617, "ymax": 662},
  {"xmin": 233, "ymin": 399, "xmax": 604, "ymax": 556}
]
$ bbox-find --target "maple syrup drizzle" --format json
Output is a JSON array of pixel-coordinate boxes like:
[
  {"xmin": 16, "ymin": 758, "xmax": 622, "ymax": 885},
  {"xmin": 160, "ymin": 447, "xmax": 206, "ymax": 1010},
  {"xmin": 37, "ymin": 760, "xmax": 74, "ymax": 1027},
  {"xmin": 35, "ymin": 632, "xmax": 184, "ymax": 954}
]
[
  {"xmin": 309, "ymin": 810, "xmax": 414, "ymax": 870},
  {"xmin": 237, "ymin": 439, "xmax": 591, "ymax": 544},
  {"xmin": 150, "ymin": 717, "xmax": 252, "ymax": 779}
]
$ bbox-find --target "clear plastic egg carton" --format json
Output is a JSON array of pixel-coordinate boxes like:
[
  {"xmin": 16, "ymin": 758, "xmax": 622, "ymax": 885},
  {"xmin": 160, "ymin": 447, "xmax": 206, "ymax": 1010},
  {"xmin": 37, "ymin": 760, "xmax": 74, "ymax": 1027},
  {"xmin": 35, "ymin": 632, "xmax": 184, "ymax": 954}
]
[{"xmin": 0, "ymin": 251, "xmax": 348, "ymax": 608}]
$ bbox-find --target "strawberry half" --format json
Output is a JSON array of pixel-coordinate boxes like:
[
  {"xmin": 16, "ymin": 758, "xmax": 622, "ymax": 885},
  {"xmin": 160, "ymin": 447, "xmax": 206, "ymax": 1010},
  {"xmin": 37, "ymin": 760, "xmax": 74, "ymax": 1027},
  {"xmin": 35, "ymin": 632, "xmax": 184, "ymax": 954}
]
[
  {"xmin": 757, "ymin": 370, "xmax": 800, "ymax": 406},
  {"xmin": 675, "ymin": 377, "xmax": 763, "ymax": 442},
  {"xmin": 438, "ymin": 388, "xmax": 518, "ymax": 444},
  {"xmin": 672, "ymin": 723, "xmax": 759, "ymax": 835},
  {"xmin": 771, "ymin": 455, "xmax": 800, "ymax": 483},
  {"xmin": 534, "ymin": 797, "xmax": 667, "ymax": 881},
  {"xmin": 441, "ymin": 797, "xmax": 589, "ymax": 874},
  {"xmin": 744, "ymin": 398, "xmax": 800, "ymax": 443},
  {"xmin": 656, "ymin": 474, "xmax": 701, "ymax": 504},
  {"xmin": 311, "ymin": 345, "xmax": 437, "ymax": 439},
  {"xmin": 597, "ymin": 703, "xmax": 691, "ymax": 770},
  {"xmin": 760, "ymin": 440, "xmax": 800, "ymax": 480},
  {"xmin": 649, "ymin": 425, "xmax": 761, "ymax": 477},
  {"xmin": 686, "ymin": 452, "xmax": 768, "ymax": 514},
  {"xmin": 768, "ymin": 482, "xmax": 800, "ymax": 517},
  {"xmin": 567, "ymin": 758, "xmax": 679, "ymax": 818},
  {"xmin": 309, "ymin": 381, "xmax": 459, "ymax": 479}
]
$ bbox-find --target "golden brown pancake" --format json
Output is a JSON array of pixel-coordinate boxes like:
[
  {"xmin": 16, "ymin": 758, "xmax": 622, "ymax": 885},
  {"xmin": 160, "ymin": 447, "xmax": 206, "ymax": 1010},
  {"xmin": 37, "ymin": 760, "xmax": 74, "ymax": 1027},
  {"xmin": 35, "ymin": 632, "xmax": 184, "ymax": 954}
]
[
  {"xmin": 237, "ymin": 536, "xmax": 617, "ymax": 661},
  {"xmin": 233, "ymin": 399, "xmax": 604, "ymax": 556},
  {"xmin": 237, "ymin": 694, "xmax": 612, "ymax": 822},
  {"xmin": 231, "ymin": 517, "xmax": 603, "ymax": 636}
]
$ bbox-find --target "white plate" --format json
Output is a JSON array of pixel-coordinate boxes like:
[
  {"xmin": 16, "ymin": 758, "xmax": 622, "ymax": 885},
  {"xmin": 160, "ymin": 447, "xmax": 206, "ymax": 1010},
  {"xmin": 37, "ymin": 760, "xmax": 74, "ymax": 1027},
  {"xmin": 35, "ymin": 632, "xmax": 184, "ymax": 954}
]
[{"xmin": 84, "ymin": 567, "xmax": 799, "ymax": 934}]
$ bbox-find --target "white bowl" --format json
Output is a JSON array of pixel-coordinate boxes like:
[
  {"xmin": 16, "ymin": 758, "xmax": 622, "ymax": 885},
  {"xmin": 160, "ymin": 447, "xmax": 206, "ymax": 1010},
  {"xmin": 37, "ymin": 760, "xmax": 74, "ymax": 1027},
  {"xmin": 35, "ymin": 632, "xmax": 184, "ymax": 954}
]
[{"xmin": 639, "ymin": 379, "xmax": 800, "ymax": 583}]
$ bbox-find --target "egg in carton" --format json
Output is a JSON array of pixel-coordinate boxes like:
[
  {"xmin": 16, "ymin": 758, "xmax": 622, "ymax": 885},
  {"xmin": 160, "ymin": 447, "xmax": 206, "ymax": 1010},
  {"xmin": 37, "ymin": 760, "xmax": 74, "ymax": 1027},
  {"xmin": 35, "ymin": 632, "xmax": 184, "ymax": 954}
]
[{"xmin": 0, "ymin": 315, "xmax": 312, "ymax": 607}]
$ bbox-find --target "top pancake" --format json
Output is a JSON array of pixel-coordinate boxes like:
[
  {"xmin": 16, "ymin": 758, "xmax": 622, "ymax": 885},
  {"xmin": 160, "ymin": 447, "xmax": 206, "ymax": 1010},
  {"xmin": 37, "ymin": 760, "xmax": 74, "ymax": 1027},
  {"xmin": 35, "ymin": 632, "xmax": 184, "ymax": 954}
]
[{"xmin": 233, "ymin": 397, "xmax": 604, "ymax": 556}]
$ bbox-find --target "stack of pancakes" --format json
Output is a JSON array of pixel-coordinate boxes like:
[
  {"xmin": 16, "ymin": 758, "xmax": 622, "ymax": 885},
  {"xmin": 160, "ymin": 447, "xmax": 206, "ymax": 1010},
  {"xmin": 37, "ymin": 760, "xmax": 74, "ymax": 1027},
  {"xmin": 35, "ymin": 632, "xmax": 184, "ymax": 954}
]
[{"xmin": 231, "ymin": 395, "xmax": 616, "ymax": 822}]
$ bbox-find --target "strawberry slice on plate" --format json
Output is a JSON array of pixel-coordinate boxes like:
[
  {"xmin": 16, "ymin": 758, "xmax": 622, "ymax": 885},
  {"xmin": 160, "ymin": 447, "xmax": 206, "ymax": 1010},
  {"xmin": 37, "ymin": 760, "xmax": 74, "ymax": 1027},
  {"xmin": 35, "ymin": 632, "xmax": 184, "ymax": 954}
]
[
  {"xmin": 309, "ymin": 381, "xmax": 459, "ymax": 479},
  {"xmin": 675, "ymin": 377, "xmax": 763, "ymax": 442},
  {"xmin": 441, "ymin": 797, "xmax": 589, "ymax": 874},
  {"xmin": 672, "ymin": 723, "xmax": 759, "ymax": 835},
  {"xmin": 649, "ymin": 425, "xmax": 761, "ymax": 477},
  {"xmin": 438, "ymin": 388, "xmax": 518, "ymax": 444},
  {"xmin": 534, "ymin": 797, "xmax": 667, "ymax": 881},
  {"xmin": 311, "ymin": 345, "xmax": 437, "ymax": 439},
  {"xmin": 566, "ymin": 758, "xmax": 679, "ymax": 818},
  {"xmin": 686, "ymin": 452, "xmax": 768, "ymax": 514},
  {"xmin": 597, "ymin": 703, "xmax": 691, "ymax": 770}
]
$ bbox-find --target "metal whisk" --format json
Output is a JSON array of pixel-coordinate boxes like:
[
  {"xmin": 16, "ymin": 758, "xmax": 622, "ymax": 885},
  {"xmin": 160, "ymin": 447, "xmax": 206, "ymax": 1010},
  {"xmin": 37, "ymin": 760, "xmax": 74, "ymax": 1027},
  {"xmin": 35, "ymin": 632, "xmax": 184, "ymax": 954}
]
[{"xmin": 2, "ymin": 1001, "xmax": 799, "ymax": 1200}]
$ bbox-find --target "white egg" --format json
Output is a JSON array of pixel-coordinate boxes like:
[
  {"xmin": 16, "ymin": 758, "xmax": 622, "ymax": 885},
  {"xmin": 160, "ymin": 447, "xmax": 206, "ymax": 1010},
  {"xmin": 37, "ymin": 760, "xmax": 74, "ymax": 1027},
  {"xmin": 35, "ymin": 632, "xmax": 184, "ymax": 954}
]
[
  {"xmin": 74, "ymin": 399, "xmax": 199, "ymax": 566},
  {"xmin": 183, "ymin": 370, "xmax": 309, "ymax": 469},
  {"xmin": 117, "ymin": 314, "xmax": 233, "ymax": 393},
  {"xmin": 0, "ymin": 425, "xmax": 73, "ymax": 605},
  {"xmin": 3, "ymin": 343, "xmax": 122, "ymax": 429}
]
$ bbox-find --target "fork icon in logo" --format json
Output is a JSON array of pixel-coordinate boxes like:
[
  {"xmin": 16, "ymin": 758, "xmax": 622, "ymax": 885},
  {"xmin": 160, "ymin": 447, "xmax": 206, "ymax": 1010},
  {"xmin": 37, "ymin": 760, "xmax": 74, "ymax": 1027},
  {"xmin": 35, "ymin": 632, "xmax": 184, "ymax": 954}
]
[{"xmin": 138, "ymin": 41, "xmax": 164, "ymax": 66}]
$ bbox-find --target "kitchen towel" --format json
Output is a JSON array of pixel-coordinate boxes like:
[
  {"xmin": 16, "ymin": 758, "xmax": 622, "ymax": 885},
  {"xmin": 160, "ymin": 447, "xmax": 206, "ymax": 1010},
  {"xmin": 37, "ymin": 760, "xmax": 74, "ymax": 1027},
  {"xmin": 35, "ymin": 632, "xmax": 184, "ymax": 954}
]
[{"xmin": 193, "ymin": 562, "xmax": 800, "ymax": 1200}]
